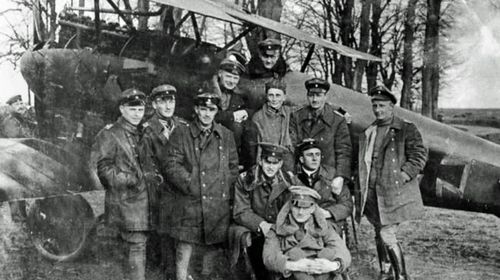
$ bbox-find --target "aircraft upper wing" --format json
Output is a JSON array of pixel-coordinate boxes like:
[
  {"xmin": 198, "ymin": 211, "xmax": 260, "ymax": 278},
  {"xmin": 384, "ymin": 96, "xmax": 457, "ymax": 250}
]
[{"xmin": 152, "ymin": 0, "xmax": 382, "ymax": 62}]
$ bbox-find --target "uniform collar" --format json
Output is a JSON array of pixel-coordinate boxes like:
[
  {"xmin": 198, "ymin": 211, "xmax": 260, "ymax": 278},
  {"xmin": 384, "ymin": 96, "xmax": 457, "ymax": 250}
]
[
  {"xmin": 370, "ymin": 115, "xmax": 404, "ymax": 130},
  {"xmin": 190, "ymin": 119, "xmax": 223, "ymax": 138},
  {"xmin": 305, "ymin": 104, "xmax": 334, "ymax": 127},
  {"xmin": 117, "ymin": 117, "xmax": 139, "ymax": 134},
  {"xmin": 264, "ymin": 103, "xmax": 286, "ymax": 117}
]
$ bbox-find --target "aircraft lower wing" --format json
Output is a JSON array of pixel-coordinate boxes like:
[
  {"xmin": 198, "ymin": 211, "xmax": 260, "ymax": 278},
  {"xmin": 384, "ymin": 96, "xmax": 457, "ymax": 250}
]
[{"xmin": 152, "ymin": 0, "xmax": 382, "ymax": 62}]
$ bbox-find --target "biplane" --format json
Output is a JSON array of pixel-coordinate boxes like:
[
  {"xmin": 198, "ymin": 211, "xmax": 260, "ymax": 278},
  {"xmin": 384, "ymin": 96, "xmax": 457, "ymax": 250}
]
[{"xmin": 3, "ymin": 0, "xmax": 498, "ymax": 262}]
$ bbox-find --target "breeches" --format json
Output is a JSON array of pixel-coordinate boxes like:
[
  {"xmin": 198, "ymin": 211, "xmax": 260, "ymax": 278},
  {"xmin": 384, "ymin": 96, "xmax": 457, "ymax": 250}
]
[{"xmin": 365, "ymin": 187, "xmax": 400, "ymax": 248}]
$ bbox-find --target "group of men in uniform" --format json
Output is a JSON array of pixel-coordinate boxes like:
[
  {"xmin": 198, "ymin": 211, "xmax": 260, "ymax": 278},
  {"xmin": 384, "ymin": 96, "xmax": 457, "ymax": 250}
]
[{"xmin": 91, "ymin": 38, "xmax": 427, "ymax": 280}]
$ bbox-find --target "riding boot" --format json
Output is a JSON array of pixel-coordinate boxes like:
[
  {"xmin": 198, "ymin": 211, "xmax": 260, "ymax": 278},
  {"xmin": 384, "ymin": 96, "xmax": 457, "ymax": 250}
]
[
  {"xmin": 387, "ymin": 243, "xmax": 410, "ymax": 280},
  {"xmin": 375, "ymin": 237, "xmax": 393, "ymax": 280}
]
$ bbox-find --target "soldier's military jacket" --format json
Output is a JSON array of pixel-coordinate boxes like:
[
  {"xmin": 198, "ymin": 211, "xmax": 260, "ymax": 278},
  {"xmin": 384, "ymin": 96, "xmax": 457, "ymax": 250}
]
[
  {"xmin": 357, "ymin": 116, "xmax": 427, "ymax": 225},
  {"xmin": 215, "ymin": 87, "xmax": 254, "ymax": 130},
  {"xmin": 233, "ymin": 166, "xmax": 293, "ymax": 232},
  {"xmin": 289, "ymin": 103, "xmax": 352, "ymax": 179},
  {"xmin": 141, "ymin": 113, "xmax": 186, "ymax": 230},
  {"xmin": 164, "ymin": 120, "xmax": 239, "ymax": 244},
  {"xmin": 263, "ymin": 203, "xmax": 351, "ymax": 278},
  {"xmin": 293, "ymin": 165, "xmax": 352, "ymax": 230},
  {"xmin": 91, "ymin": 117, "xmax": 149, "ymax": 231},
  {"xmin": 1, "ymin": 112, "xmax": 37, "ymax": 138}
]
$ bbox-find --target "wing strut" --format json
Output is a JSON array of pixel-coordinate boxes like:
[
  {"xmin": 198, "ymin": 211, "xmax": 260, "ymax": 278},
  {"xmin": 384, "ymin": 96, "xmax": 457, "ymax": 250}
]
[
  {"xmin": 106, "ymin": 0, "xmax": 135, "ymax": 30},
  {"xmin": 190, "ymin": 12, "xmax": 201, "ymax": 44},
  {"xmin": 171, "ymin": 12, "xmax": 191, "ymax": 35},
  {"xmin": 94, "ymin": 0, "xmax": 101, "ymax": 45},
  {"xmin": 219, "ymin": 25, "xmax": 256, "ymax": 52},
  {"xmin": 300, "ymin": 44, "xmax": 315, "ymax": 73}
]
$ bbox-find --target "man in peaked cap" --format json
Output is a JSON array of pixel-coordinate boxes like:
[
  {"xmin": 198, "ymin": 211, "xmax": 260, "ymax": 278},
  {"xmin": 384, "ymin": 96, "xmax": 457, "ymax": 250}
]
[
  {"xmin": 357, "ymin": 85, "xmax": 427, "ymax": 280},
  {"xmin": 233, "ymin": 142, "xmax": 294, "ymax": 280},
  {"xmin": 209, "ymin": 58, "xmax": 253, "ymax": 157},
  {"xmin": 247, "ymin": 38, "xmax": 289, "ymax": 80},
  {"xmin": 141, "ymin": 84, "xmax": 187, "ymax": 278},
  {"xmin": 164, "ymin": 90, "xmax": 239, "ymax": 280},
  {"xmin": 289, "ymin": 77, "xmax": 352, "ymax": 198},
  {"xmin": 292, "ymin": 138, "xmax": 353, "ymax": 234},
  {"xmin": 91, "ymin": 88, "xmax": 158, "ymax": 280},
  {"xmin": 242, "ymin": 77, "xmax": 294, "ymax": 171},
  {"xmin": 262, "ymin": 185, "xmax": 351, "ymax": 280},
  {"xmin": 1, "ymin": 94, "xmax": 37, "ymax": 138}
]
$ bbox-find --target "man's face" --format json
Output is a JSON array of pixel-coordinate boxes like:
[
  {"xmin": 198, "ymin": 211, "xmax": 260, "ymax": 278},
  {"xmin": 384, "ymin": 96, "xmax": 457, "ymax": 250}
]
[
  {"xmin": 307, "ymin": 90, "xmax": 327, "ymax": 110},
  {"xmin": 11, "ymin": 100, "xmax": 27, "ymax": 114},
  {"xmin": 291, "ymin": 204, "xmax": 316, "ymax": 223},
  {"xmin": 218, "ymin": 70, "xmax": 240, "ymax": 90},
  {"xmin": 195, "ymin": 105, "xmax": 218, "ymax": 126},
  {"xmin": 300, "ymin": 147, "xmax": 321, "ymax": 171},
  {"xmin": 372, "ymin": 100, "xmax": 394, "ymax": 121},
  {"xmin": 153, "ymin": 96, "xmax": 176, "ymax": 118},
  {"xmin": 266, "ymin": 88, "xmax": 286, "ymax": 110},
  {"xmin": 259, "ymin": 158, "xmax": 283, "ymax": 178},
  {"xmin": 259, "ymin": 51, "xmax": 280, "ymax": 70},
  {"xmin": 120, "ymin": 105, "xmax": 145, "ymax": 125}
]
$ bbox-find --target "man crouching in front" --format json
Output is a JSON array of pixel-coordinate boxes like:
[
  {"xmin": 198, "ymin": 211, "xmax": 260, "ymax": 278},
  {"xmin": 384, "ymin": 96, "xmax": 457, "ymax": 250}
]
[
  {"xmin": 164, "ymin": 92, "xmax": 239, "ymax": 280},
  {"xmin": 263, "ymin": 186, "xmax": 351, "ymax": 280},
  {"xmin": 92, "ymin": 88, "xmax": 158, "ymax": 280}
]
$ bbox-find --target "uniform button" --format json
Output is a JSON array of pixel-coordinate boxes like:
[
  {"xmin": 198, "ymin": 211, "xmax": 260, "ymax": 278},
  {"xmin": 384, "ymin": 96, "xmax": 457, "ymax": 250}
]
[
  {"xmin": 393, "ymin": 170, "xmax": 397, "ymax": 173},
  {"xmin": 201, "ymin": 171, "xmax": 205, "ymax": 176},
  {"xmin": 195, "ymin": 147, "xmax": 199, "ymax": 151},
  {"xmin": 202, "ymin": 195, "xmax": 206, "ymax": 199},
  {"xmin": 391, "ymin": 148, "xmax": 395, "ymax": 151},
  {"xmin": 392, "ymin": 159, "xmax": 396, "ymax": 162},
  {"xmin": 202, "ymin": 183, "xmax": 206, "ymax": 188},
  {"xmin": 219, "ymin": 146, "xmax": 223, "ymax": 150},
  {"xmin": 395, "ymin": 181, "xmax": 399, "ymax": 184}
]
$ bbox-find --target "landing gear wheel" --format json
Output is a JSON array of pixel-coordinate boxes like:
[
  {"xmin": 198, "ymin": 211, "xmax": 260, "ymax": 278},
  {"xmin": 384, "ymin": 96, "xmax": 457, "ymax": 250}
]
[{"xmin": 26, "ymin": 194, "xmax": 95, "ymax": 262}]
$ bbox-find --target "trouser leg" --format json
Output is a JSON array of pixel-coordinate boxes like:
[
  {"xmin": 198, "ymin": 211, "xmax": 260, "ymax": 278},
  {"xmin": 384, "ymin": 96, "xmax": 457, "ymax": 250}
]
[
  {"xmin": 375, "ymin": 231, "xmax": 393, "ymax": 280},
  {"xmin": 247, "ymin": 235, "xmax": 271, "ymax": 280},
  {"xmin": 121, "ymin": 231, "xmax": 148, "ymax": 280},
  {"xmin": 175, "ymin": 241, "xmax": 194, "ymax": 280},
  {"xmin": 387, "ymin": 243, "xmax": 409, "ymax": 280},
  {"xmin": 161, "ymin": 234, "xmax": 176, "ymax": 280}
]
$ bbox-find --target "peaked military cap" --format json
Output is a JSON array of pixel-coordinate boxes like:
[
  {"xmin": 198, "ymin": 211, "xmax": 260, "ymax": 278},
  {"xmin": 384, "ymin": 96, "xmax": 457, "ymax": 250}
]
[
  {"xmin": 195, "ymin": 92, "xmax": 221, "ymax": 108},
  {"xmin": 297, "ymin": 138, "xmax": 321, "ymax": 154},
  {"xmin": 260, "ymin": 142, "xmax": 287, "ymax": 163},
  {"xmin": 151, "ymin": 84, "xmax": 176, "ymax": 101},
  {"xmin": 227, "ymin": 50, "xmax": 247, "ymax": 66},
  {"xmin": 258, "ymin": 38, "xmax": 281, "ymax": 55},
  {"xmin": 6, "ymin": 94, "xmax": 22, "ymax": 105},
  {"xmin": 120, "ymin": 88, "xmax": 146, "ymax": 106},
  {"xmin": 289, "ymin": 185, "xmax": 321, "ymax": 208},
  {"xmin": 305, "ymin": 78, "xmax": 330, "ymax": 92},
  {"xmin": 368, "ymin": 85, "xmax": 397, "ymax": 104},
  {"xmin": 265, "ymin": 78, "xmax": 287, "ymax": 94},
  {"xmin": 219, "ymin": 58, "xmax": 246, "ymax": 76}
]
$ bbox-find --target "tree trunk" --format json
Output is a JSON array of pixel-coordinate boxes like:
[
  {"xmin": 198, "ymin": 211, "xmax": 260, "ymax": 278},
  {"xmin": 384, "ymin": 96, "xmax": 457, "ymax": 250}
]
[
  {"xmin": 366, "ymin": 0, "xmax": 382, "ymax": 91},
  {"xmin": 336, "ymin": 0, "xmax": 355, "ymax": 88},
  {"xmin": 137, "ymin": 0, "xmax": 150, "ymax": 31},
  {"xmin": 422, "ymin": 0, "xmax": 441, "ymax": 119},
  {"xmin": 353, "ymin": 0, "xmax": 371, "ymax": 92},
  {"xmin": 401, "ymin": 0, "xmax": 418, "ymax": 109}
]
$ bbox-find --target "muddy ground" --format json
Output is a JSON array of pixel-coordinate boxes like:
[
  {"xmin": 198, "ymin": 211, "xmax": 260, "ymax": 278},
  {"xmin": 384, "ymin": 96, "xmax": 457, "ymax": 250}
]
[{"xmin": 1, "ymin": 201, "xmax": 499, "ymax": 280}]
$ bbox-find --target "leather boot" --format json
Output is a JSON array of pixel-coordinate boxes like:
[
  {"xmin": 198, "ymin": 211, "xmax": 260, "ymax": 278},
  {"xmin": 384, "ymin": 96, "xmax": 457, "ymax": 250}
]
[
  {"xmin": 387, "ymin": 243, "xmax": 410, "ymax": 280},
  {"xmin": 375, "ymin": 237, "xmax": 393, "ymax": 280}
]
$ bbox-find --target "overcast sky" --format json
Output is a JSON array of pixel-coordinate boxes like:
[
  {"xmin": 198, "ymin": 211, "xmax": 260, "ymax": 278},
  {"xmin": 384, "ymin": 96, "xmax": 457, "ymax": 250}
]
[{"xmin": 1, "ymin": 0, "xmax": 500, "ymax": 108}]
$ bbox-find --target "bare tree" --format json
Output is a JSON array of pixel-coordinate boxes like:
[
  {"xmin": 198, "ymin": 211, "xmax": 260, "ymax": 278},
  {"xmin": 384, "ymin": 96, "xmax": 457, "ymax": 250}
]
[
  {"xmin": 401, "ymin": 0, "xmax": 419, "ymax": 109},
  {"xmin": 422, "ymin": 0, "xmax": 442, "ymax": 119}
]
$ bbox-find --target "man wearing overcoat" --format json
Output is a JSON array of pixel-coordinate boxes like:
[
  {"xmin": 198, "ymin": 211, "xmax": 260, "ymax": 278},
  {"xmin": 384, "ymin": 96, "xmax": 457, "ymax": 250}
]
[
  {"xmin": 233, "ymin": 143, "xmax": 293, "ymax": 279},
  {"xmin": 141, "ymin": 84, "xmax": 186, "ymax": 278},
  {"xmin": 289, "ymin": 78, "xmax": 352, "ymax": 195},
  {"xmin": 292, "ymin": 138, "xmax": 353, "ymax": 234},
  {"xmin": 164, "ymin": 92, "xmax": 239, "ymax": 280},
  {"xmin": 92, "ymin": 88, "xmax": 157, "ymax": 280},
  {"xmin": 357, "ymin": 85, "xmax": 427, "ymax": 280},
  {"xmin": 1, "ymin": 94, "xmax": 37, "ymax": 138}
]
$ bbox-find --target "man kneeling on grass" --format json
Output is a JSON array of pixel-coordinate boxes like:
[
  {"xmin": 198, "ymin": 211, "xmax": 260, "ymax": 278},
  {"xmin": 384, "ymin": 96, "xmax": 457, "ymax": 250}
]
[{"xmin": 263, "ymin": 186, "xmax": 351, "ymax": 280}]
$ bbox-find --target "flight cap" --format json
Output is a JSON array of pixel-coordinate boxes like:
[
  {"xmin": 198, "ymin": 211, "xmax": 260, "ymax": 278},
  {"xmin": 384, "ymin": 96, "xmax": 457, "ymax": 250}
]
[
  {"xmin": 305, "ymin": 78, "xmax": 330, "ymax": 93},
  {"xmin": 120, "ymin": 88, "xmax": 146, "ymax": 106},
  {"xmin": 6, "ymin": 94, "xmax": 22, "ymax": 105},
  {"xmin": 259, "ymin": 142, "xmax": 287, "ymax": 163},
  {"xmin": 290, "ymin": 185, "xmax": 321, "ymax": 208},
  {"xmin": 369, "ymin": 85, "xmax": 397, "ymax": 104},
  {"xmin": 150, "ymin": 84, "xmax": 176, "ymax": 101}
]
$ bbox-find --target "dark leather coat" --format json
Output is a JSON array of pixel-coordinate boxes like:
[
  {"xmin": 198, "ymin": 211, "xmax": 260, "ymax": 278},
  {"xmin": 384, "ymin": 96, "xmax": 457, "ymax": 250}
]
[{"xmin": 164, "ymin": 120, "xmax": 239, "ymax": 244}]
